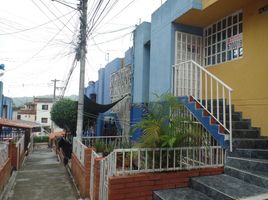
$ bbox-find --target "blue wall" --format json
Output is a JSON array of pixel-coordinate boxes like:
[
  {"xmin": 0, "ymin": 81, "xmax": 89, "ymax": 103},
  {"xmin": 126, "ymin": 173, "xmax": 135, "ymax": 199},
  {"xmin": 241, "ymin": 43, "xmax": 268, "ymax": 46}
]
[
  {"xmin": 149, "ymin": 0, "xmax": 202, "ymax": 101},
  {"xmin": 132, "ymin": 22, "xmax": 151, "ymax": 104},
  {"xmin": 97, "ymin": 68, "xmax": 105, "ymax": 104},
  {"xmin": 0, "ymin": 81, "xmax": 13, "ymax": 120},
  {"xmin": 124, "ymin": 47, "xmax": 133, "ymax": 67},
  {"xmin": 84, "ymin": 82, "xmax": 96, "ymax": 98}
]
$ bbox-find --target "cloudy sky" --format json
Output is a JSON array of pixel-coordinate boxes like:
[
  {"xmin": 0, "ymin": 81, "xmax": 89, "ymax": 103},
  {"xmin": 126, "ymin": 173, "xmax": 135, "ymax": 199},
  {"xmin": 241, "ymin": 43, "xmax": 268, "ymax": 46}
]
[{"xmin": 0, "ymin": 0, "xmax": 166, "ymax": 97}]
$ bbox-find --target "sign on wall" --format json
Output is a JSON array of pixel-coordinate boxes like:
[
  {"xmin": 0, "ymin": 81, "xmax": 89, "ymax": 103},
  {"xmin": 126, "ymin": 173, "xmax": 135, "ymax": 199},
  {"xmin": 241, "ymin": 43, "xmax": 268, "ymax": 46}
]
[{"xmin": 227, "ymin": 33, "xmax": 243, "ymax": 57}]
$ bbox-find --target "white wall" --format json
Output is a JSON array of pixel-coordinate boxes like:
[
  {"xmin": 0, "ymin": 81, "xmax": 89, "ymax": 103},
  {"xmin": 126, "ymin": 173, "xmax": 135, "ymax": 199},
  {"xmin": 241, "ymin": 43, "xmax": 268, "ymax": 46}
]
[{"xmin": 36, "ymin": 102, "xmax": 53, "ymax": 127}]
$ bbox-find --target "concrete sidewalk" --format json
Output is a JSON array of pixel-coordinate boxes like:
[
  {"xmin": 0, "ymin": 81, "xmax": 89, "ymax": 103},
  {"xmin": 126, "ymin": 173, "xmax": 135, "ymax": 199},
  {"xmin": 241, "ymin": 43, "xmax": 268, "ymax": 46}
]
[{"xmin": 6, "ymin": 147, "xmax": 79, "ymax": 200}]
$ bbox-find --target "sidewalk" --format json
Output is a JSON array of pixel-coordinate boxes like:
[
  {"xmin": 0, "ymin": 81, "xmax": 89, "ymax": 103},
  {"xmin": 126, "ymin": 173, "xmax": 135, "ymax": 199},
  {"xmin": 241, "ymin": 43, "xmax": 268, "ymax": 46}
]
[{"xmin": 6, "ymin": 146, "xmax": 79, "ymax": 200}]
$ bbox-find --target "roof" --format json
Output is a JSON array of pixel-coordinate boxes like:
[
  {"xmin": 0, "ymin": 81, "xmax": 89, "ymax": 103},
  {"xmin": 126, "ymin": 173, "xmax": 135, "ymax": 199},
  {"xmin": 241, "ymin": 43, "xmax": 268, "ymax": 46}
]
[
  {"xmin": 0, "ymin": 119, "xmax": 41, "ymax": 129},
  {"xmin": 33, "ymin": 97, "xmax": 53, "ymax": 103},
  {"xmin": 18, "ymin": 110, "xmax": 36, "ymax": 115}
]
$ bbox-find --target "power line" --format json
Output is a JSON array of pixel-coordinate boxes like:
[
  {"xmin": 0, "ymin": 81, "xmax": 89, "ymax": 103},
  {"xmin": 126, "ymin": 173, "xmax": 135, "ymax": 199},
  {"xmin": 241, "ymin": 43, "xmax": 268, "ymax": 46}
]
[
  {"xmin": 6, "ymin": 10, "xmax": 78, "ymax": 72},
  {"xmin": 0, "ymin": 10, "xmax": 75, "ymax": 36}
]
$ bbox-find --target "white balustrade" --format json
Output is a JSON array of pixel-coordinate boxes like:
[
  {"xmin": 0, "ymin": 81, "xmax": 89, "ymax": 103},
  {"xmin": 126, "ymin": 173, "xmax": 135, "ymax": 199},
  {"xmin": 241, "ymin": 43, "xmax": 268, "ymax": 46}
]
[{"xmin": 173, "ymin": 60, "xmax": 233, "ymax": 151}]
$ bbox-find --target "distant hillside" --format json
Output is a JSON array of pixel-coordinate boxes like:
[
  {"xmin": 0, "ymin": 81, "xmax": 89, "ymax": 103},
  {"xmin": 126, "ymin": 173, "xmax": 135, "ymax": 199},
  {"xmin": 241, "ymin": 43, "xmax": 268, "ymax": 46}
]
[{"xmin": 12, "ymin": 95, "xmax": 78, "ymax": 107}]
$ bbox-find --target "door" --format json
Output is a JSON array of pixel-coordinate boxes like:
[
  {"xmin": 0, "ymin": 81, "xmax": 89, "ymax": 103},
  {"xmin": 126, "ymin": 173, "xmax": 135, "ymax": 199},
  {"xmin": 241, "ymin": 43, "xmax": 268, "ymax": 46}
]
[{"xmin": 174, "ymin": 32, "xmax": 203, "ymax": 97}]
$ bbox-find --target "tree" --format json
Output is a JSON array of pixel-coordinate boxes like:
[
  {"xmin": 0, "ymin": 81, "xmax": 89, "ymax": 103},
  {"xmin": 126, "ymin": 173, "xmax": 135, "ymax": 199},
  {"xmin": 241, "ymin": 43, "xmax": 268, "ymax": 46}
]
[{"xmin": 51, "ymin": 99, "xmax": 78, "ymax": 135}]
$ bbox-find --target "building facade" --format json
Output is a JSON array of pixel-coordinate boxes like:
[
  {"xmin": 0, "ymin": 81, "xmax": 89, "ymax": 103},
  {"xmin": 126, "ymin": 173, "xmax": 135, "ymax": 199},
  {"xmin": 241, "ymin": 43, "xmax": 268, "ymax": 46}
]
[
  {"xmin": 130, "ymin": 0, "xmax": 268, "ymax": 137},
  {"xmin": 86, "ymin": 0, "xmax": 268, "ymax": 138}
]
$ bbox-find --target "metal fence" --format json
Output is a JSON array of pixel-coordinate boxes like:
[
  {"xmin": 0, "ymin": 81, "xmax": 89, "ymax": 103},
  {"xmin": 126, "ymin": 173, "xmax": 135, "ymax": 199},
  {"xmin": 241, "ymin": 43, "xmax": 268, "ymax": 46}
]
[
  {"xmin": 73, "ymin": 137, "xmax": 87, "ymax": 166},
  {"xmin": 0, "ymin": 142, "xmax": 8, "ymax": 168},
  {"xmin": 0, "ymin": 130, "xmax": 25, "ymax": 142},
  {"xmin": 99, "ymin": 146, "xmax": 224, "ymax": 200},
  {"xmin": 82, "ymin": 135, "xmax": 131, "ymax": 149}
]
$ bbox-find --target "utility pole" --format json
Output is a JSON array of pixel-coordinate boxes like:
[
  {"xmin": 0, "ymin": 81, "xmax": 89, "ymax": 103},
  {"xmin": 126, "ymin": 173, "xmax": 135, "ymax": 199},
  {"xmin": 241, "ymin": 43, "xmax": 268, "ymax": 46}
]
[
  {"xmin": 76, "ymin": 0, "xmax": 88, "ymax": 139},
  {"xmin": 51, "ymin": 79, "xmax": 60, "ymax": 102},
  {"xmin": 51, "ymin": 79, "xmax": 60, "ymax": 132}
]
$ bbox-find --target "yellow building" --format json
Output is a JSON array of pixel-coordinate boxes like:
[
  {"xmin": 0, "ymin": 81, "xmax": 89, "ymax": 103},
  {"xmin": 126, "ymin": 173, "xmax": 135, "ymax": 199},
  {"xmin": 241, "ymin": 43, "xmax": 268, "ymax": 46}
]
[{"xmin": 176, "ymin": 0, "xmax": 268, "ymax": 136}]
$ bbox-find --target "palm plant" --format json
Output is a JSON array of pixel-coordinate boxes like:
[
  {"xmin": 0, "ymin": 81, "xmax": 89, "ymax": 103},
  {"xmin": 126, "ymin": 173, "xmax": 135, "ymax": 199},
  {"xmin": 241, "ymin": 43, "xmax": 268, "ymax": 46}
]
[{"xmin": 133, "ymin": 93, "xmax": 200, "ymax": 148}]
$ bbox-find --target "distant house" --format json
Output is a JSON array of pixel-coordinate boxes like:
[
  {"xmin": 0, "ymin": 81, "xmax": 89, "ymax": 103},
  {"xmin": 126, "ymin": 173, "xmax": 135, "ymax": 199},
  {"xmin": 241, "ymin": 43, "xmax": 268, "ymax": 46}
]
[
  {"xmin": 34, "ymin": 98, "xmax": 53, "ymax": 128},
  {"xmin": 13, "ymin": 97, "xmax": 59, "ymax": 132}
]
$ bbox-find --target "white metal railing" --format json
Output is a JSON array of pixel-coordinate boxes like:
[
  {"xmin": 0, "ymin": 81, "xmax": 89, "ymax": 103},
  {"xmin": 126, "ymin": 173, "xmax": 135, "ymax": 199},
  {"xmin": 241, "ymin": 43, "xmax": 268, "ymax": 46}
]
[
  {"xmin": 73, "ymin": 137, "xmax": 87, "ymax": 166},
  {"xmin": 173, "ymin": 60, "xmax": 233, "ymax": 151},
  {"xmin": 99, "ymin": 146, "xmax": 224, "ymax": 200},
  {"xmin": 82, "ymin": 135, "xmax": 131, "ymax": 149},
  {"xmin": 0, "ymin": 142, "xmax": 8, "ymax": 168},
  {"xmin": 90, "ymin": 150, "xmax": 100, "ymax": 200}
]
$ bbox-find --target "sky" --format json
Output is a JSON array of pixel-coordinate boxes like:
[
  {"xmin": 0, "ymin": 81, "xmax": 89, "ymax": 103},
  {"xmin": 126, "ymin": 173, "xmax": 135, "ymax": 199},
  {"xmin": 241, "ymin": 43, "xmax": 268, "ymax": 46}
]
[{"xmin": 0, "ymin": 0, "xmax": 166, "ymax": 98}]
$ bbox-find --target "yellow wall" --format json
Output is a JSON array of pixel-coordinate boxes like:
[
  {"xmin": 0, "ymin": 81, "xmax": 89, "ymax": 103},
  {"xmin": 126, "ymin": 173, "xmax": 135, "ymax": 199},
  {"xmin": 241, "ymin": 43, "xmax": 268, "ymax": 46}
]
[
  {"xmin": 207, "ymin": 0, "xmax": 268, "ymax": 136},
  {"xmin": 202, "ymin": 0, "xmax": 219, "ymax": 9}
]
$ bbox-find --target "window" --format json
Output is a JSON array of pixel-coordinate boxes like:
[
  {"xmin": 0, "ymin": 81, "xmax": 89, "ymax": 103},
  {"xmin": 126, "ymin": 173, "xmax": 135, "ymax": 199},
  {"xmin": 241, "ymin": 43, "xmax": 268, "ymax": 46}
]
[
  {"xmin": 204, "ymin": 10, "xmax": 243, "ymax": 66},
  {"xmin": 41, "ymin": 118, "xmax": 48, "ymax": 123},
  {"xmin": 17, "ymin": 115, "xmax": 21, "ymax": 120},
  {"xmin": 42, "ymin": 105, "xmax": 48, "ymax": 110}
]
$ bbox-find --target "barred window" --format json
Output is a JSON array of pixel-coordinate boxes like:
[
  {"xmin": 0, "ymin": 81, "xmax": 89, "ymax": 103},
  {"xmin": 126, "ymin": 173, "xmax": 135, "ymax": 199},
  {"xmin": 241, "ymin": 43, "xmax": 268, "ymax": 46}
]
[{"xmin": 204, "ymin": 11, "xmax": 243, "ymax": 66}]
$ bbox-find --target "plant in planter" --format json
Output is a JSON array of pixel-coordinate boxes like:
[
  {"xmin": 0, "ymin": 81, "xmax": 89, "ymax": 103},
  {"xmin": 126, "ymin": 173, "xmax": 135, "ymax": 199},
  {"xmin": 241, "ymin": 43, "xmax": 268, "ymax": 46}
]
[
  {"xmin": 132, "ymin": 93, "xmax": 200, "ymax": 148},
  {"xmin": 131, "ymin": 93, "xmax": 203, "ymax": 169}
]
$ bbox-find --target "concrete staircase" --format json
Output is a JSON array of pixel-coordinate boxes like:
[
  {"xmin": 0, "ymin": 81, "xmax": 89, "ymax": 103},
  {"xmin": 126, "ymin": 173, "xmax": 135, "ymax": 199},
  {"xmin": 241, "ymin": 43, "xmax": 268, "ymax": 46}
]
[{"xmin": 153, "ymin": 102, "xmax": 268, "ymax": 200}]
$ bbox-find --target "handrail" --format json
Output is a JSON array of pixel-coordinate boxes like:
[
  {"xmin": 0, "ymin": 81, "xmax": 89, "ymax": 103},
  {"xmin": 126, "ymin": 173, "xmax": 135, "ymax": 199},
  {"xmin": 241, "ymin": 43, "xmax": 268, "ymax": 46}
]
[
  {"xmin": 174, "ymin": 60, "xmax": 233, "ymax": 92},
  {"xmin": 173, "ymin": 60, "xmax": 233, "ymax": 152}
]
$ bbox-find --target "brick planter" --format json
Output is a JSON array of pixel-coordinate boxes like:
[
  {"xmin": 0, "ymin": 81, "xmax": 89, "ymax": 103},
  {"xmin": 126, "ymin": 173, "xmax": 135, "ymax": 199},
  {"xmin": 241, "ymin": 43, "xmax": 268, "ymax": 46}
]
[
  {"xmin": 108, "ymin": 167, "xmax": 224, "ymax": 200},
  {"xmin": 71, "ymin": 148, "xmax": 95, "ymax": 198}
]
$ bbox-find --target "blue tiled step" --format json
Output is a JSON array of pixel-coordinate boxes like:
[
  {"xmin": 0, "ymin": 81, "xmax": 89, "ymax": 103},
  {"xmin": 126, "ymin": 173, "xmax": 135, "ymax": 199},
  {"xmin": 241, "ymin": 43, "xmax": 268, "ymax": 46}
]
[
  {"xmin": 226, "ymin": 156, "xmax": 268, "ymax": 172},
  {"xmin": 191, "ymin": 174, "xmax": 268, "ymax": 200},
  {"xmin": 152, "ymin": 188, "xmax": 213, "ymax": 200},
  {"xmin": 225, "ymin": 166, "xmax": 268, "ymax": 189},
  {"xmin": 229, "ymin": 148, "xmax": 268, "ymax": 159}
]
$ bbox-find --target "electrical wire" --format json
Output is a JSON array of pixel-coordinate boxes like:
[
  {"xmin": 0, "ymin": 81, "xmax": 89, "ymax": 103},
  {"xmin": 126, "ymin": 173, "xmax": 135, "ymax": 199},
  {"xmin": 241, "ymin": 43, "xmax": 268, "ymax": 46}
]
[{"xmin": 0, "ymin": 10, "xmax": 75, "ymax": 36}]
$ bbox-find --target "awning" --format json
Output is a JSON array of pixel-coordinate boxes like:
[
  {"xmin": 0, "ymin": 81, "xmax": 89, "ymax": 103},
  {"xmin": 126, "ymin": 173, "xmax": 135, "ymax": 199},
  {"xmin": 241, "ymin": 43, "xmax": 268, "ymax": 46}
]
[
  {"xmin": 0, "ymin": 119, "xmax": 41, "ymax": 129},
  {"xmin": 175, "ymin": 0, "xmax": 252, "ymax": 27},
  {"xmin": 84, "ymin": 95, "xmax": 127, "ymax": 116}
]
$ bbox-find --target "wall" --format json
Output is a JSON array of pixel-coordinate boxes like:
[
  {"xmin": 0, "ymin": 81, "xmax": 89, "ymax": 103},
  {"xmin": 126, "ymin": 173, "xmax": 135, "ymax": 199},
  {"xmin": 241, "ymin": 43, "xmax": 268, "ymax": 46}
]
[
  {"xmin": 71, "ymin": 148, "xmax": 93, "ymax": 198},
  {"xmin": 133, "ymin": 22, "xmax": 151, "ymax": 104},
  {"xmin": 149, "ymin": 0, "xmax": 203, "ymax": 101},
  {"xmin": 0, "ymin": 158, "xmax": 11, "ymax": 193},
  {"xmin": 103, "ymin": 58, "xmax": 122, "ymax": 104},
  {"xmin": 108, "ymin": 167, "xmax": 224, "ymax": 200},
  {"xmin": 97, "ymin": 68, "xmax": 105, "ymax": 104},
  {"xmin": 36, "ymin": 102, "xmax": 53, "ymax": 127},
  {"xmin": 207, "ymin": 0, "xmax": 268, "ymax": 135}
]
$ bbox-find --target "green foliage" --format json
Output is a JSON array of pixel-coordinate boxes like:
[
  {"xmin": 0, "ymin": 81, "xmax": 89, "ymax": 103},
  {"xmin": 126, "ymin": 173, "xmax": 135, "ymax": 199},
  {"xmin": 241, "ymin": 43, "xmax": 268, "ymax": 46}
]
[
  {"xmin": 133, "ymin": 93, "xmax": 199, "ymax": 148},
  {"xmin": 34, "ymin": 136, "xmax": 49, "ymax": 143},
  {"xmin": 50, "ymin": 99, "xmax": 78, "ymax": 134}
]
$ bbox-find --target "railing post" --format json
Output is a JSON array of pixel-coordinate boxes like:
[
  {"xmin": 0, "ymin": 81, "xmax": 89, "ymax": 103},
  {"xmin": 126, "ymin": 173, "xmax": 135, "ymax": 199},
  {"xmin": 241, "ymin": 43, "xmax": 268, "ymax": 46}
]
[{"xmin": 229, "ymin": 91, "xmax": 233, "ymax": 152}]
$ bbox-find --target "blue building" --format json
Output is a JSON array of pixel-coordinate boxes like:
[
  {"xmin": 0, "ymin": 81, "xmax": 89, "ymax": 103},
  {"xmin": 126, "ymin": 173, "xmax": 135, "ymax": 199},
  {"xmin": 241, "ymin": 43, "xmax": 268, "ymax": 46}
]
[{"xmin": 0, "ymin": 81, "xmax": 13, "ymax": 120}]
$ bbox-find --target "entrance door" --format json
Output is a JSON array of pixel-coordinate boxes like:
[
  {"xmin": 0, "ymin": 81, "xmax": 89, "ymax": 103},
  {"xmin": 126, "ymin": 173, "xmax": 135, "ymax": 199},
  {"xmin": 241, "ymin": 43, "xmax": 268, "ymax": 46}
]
[
  {"xmin": 174, "ymin": 32, "xmax": 203, "ymax": 97},
  {"xmin": 175, "ymin": 31, "xmax": 203, "ymax": 65}
]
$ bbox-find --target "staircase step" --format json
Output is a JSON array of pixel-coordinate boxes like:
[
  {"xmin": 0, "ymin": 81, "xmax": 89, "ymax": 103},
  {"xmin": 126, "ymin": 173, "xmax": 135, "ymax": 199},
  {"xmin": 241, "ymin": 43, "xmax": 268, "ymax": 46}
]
[
  {"xmin": 219, "ymin": 112, "xmax": 242, "ymax": 121},
  {"xmin": 191, "ymin": 174, "xmax": 268, "ymax": 200},
  {"xmin": 228, "ymin": 148, "xmax": 268, "ymax": 159},
  {"xmin": 233, "ymin": 138, "xmax": 268, "ymax": 149},
  {"xmin": 231, "ymin": 129, "xmax": 260, "ymax": 138},
  {"xmin": 152, "ymin": 188, "xmax": 213, "ymax": 200},
  {"xmin": 226, "ymin": 156, "xmax": 268, "ymax": 172},
  {"xmin": 225, "ymin": 166, "xmax": 268, "ymax": 189},
  {"xmin": 227, "ymin": 120, "xmax": 252, "ymax": 129}
]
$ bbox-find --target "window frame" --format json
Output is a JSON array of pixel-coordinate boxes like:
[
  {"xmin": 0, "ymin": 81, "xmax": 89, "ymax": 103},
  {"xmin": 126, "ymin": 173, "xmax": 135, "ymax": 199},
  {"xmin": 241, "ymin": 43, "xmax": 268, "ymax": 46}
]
[{"xmin": 204, "ymin": 10, "xmax": 243, "ymax": 67}]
